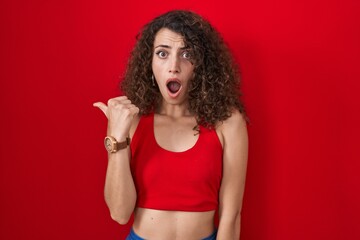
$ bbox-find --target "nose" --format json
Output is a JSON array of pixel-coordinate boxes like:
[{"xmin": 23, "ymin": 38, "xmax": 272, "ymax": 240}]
[{"xmin": 168, "ymin": 55, "xmax": 181, "ymax": 74}]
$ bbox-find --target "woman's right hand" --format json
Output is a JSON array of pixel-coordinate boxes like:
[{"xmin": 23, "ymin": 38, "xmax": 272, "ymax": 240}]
[{"xmin": 93, "ymin": 96, "xmax": 139, "ymax": 141}]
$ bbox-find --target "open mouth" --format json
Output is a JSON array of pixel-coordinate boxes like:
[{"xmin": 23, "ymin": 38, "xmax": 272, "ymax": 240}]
[{"xmin": 166, "ymin": 80, "xmax": 182, "ymax": 94}]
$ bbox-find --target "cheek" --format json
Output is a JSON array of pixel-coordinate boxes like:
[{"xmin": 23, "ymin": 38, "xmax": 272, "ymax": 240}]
[
  {"xmin": 151, "ymin": 57, "xmax": 157, "ymax": 72},
  {"xmin": 183, "ymin": 72, "xmax": 195, "ymax": 89},
  {"xmin": 184, "ymin": 65, "xmax": 195, "ymax": 80},
  {"xmin": 152, "ymin": 59, "xmax": 166, "ymax": 75}
]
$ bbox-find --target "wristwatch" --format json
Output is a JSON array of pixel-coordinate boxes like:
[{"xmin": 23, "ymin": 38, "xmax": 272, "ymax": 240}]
[{"xmin": 104, "ymin": 136, "xmax": 130, "ymax": 153}]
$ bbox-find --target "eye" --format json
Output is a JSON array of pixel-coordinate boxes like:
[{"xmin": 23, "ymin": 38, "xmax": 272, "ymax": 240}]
[
  {"xmin": 181, "ymin": 51, "xmax": 191, "ymax": 59},
  {"xmin": 156, "ymin": 50, "xmax": 167, "ymax": 58}
]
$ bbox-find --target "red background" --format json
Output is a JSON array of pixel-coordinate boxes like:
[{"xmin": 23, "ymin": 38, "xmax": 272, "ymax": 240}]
[{"xmin": 1, "ymin": 0, "xmax": 359, "ymax": 239}]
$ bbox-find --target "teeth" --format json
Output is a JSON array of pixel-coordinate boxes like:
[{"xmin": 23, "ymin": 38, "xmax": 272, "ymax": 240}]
[{"xmin": 167, "ymin": 81, "xmax": 181, "ymax": 93}]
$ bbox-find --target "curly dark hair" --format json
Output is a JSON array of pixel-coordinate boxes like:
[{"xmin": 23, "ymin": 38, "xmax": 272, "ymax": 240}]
[{"xmin": 121, "ymin": 10, "xmax": 247, "ymax": 128}]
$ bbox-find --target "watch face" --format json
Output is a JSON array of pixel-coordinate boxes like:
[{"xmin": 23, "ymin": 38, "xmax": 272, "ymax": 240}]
[{"xmin": 104, "ymin": 138, "xmax": 113, "ymax": 151}]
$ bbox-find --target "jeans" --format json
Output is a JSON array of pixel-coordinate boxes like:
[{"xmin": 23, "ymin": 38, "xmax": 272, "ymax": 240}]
[{"xmin": 125, "ymin": 228, "xmax": 217, "ymax": 240}]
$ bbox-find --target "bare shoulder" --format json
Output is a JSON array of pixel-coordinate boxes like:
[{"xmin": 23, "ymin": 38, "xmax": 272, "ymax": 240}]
[
  {"xmin": 223, "ymin": 109, "xmax": 247, "ymax": 127},
  {"xmin": 216, "ymin": 109, "xmax": 248, "ymax": 147},
  {"xmin": 217, "ymin": 110, "xmax": 248, "ymax": 142}
]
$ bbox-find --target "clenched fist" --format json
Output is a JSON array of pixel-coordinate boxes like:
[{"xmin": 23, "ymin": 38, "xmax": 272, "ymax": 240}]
[{"xmin": 93, "ymin": 96, "xmax": 139, "ymax": 141}]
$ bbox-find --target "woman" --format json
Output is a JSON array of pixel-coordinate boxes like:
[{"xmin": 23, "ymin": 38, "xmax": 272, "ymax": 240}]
[{"xmin": 94, "ymin": 10, "xmax": 248, "ymax": 240}]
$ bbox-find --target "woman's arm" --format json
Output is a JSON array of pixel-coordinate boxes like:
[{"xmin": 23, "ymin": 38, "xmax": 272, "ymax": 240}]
[
  {"xmin": 103, "ymin": 142, "xmax": 137, "ymax": 225},
  {"xmin": 94, "ymin": 96, "xmax": 139, "ymax": 225},
  {"xmin": 216, "ymin": 110, "xmax": 249, "ymax": 239}
]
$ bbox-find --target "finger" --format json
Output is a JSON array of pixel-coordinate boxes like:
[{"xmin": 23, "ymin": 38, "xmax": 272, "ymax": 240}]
[
  {"xmin": 128, "ymin": 106, "xmax": 140, "ymax": 116},
  {"xmin": 119, "ymin": 100, "xmax": 135, "ymax": 107},
  {"xmin": 107, "ymin": 98, "xmax": 131, "ymax": 107},
  {"xmin": 93, "ymin": 102, "xmax": 108, "ymax": 117},
  {"xmin": 119, "ymin": 99, "xmax": 132, "ymax": 105},
  {"xmin": 112, "ymin": 96, "xmax": 128, "ymax": 101}
]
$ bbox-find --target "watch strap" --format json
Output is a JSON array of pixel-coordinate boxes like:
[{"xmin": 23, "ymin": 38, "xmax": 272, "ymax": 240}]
[{"xmin": 116, "ymin": 137, "xmax": 130, "ymax": 150}]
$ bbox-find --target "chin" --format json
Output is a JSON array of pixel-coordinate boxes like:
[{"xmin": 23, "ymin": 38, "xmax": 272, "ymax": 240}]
[{"xmin": 161, "ymin": 95, "xmax": 188, "ymax": 106}]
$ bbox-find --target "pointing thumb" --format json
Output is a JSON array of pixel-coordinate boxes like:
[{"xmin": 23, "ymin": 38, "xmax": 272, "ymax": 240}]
[{"xmin": 93, "ymin": 102, "xmax": 108, "ymax": 117}]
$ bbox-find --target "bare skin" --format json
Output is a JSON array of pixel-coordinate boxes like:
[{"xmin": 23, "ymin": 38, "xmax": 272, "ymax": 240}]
[{"xmin": 94, "ymin": 28, "xmax": 248, "ymax": 239}]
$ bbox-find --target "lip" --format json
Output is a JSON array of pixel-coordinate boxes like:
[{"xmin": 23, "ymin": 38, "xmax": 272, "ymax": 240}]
[{"xmin": 166, "ymin": 78, "xmax": 182, "ymax": 98}]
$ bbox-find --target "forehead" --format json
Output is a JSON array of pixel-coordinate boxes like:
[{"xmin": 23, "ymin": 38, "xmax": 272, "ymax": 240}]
[{"xmin": 153, "ymin": 28, "xmax": 185, "ymax": 48}]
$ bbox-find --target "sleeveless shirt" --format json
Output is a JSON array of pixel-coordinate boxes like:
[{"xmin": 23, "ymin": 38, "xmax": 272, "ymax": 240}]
[{"xmin": 130, "ymin": 113, "xmax": 223, "ymax": 211}]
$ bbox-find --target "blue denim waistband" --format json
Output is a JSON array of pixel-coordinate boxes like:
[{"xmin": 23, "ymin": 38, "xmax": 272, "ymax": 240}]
[
  {"xmin": 126, "ymin": 228, "xmax": 217, "ymax": 240},
  {"xmin": 126, "ymin": 228, "xmax": 144, "ymax": 240}
]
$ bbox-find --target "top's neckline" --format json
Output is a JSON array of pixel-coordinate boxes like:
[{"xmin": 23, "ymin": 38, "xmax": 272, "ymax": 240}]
[{"xmin": 151, "ymin": 112, "xmax": 201, "ymax": 154}]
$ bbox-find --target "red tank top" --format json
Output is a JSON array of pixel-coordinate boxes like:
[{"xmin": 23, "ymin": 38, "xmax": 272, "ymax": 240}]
[{"xmin": 130, "ymin": 113, "xmax": 223, "ymax": 212}]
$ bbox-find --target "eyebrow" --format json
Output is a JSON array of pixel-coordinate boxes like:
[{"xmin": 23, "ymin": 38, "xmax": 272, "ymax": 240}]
[{"xmin": 154, "ymin": 44, "xmax": 188, "ymax": 50}]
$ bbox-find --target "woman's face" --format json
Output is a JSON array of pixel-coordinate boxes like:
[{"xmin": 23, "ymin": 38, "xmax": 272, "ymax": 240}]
[{"xmin": 152, "ymin": 28, "xmax": 195, "ymax": 106}]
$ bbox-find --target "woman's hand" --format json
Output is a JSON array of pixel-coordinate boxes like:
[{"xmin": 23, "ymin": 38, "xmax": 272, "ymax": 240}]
[{"xmin": 93, "ymin": 96, "xmax": 139, "ymax": 141}]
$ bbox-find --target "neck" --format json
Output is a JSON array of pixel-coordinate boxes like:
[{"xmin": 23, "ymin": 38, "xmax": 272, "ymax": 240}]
[{"xmin": 157, "ymin": 100, "xmax": 192, "ymax": 118}]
